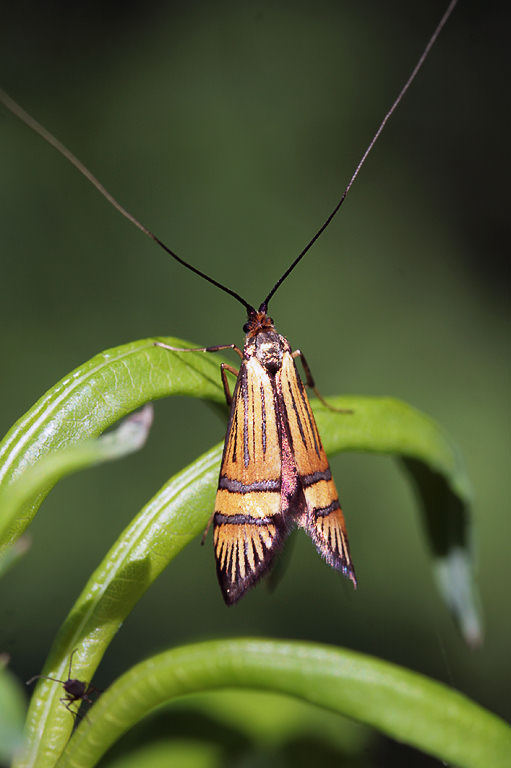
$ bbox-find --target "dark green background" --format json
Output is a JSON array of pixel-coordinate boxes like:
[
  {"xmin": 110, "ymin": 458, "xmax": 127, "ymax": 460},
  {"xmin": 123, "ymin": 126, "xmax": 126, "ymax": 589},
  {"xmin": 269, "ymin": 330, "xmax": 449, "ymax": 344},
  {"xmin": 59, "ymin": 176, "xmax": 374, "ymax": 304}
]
[{"xmin": 1, "ymin": 1, "xmax": 508, "ymax": 763}]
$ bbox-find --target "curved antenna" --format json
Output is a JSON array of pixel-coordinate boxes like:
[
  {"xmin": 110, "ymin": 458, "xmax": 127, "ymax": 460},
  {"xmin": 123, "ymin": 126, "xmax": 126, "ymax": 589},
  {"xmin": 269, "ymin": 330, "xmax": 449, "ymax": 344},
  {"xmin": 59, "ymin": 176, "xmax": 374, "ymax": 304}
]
[
  {"xmin": 0, "ymin": 89, "xmax": 254, "ymax": 315},
  {"xmin": 261, "ymin": 0, "xmax": 458, "ymax": 311},
  {"xmin": 68, "ymin": 648, "xmax": 78, "ymax": 679}
]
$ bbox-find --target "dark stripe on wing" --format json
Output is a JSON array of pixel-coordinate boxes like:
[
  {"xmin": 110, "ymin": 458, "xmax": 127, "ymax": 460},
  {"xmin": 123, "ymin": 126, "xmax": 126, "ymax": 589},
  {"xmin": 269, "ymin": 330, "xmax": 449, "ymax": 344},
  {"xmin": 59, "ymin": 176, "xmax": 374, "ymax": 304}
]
[
  {"xmin": 301, "ymin": 468, "xmax": 332, "ymax": 487},
  {"xmin": 296, "ymin": 373, "xmax": 321, "ymax": 457},
  {"xmin": 231, "ymin": 404, "xmax": 239, "ymax": 463},
  {"xmin": 218, "ymin": 476, "xmax": 281, "ymax": 493},
  {"xmin": 286, "ymin": 378, "xmax": 307, "ymax": 449},
  {"xmin": 242, "ymin": 368, "xmax": 249, "ymax": 468},
  {"xmin": 314, "ymin": 500, "xmax": 341, "ymax": 517},
  {"xmin": 215, "ymin": 513, "xmax": 277, "ymax": 526}
]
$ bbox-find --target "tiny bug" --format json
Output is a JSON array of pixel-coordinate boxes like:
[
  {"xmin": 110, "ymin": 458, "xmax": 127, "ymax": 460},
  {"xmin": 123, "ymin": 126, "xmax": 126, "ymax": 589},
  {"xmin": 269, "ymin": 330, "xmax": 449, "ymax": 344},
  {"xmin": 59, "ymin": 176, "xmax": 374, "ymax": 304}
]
[{"xmin": 26, "ymin": 649, "xmax": 101, "ymax": 720}]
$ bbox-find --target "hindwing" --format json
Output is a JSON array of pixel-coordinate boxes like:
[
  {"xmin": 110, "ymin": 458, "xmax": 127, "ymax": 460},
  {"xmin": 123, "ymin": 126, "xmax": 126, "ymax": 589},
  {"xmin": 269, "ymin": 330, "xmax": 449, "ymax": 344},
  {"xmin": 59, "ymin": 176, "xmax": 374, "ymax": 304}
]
[{"xmin": 277, "ymin": 352, "xmax": 356, "ymax": 586}]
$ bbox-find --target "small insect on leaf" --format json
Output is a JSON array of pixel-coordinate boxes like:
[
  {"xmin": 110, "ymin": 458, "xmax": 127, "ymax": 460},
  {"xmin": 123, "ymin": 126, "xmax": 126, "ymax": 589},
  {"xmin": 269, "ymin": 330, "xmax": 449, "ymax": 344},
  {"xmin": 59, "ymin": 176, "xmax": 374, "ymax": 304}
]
[{"xmin": 26, "ymin": 649, "xmax": 101, "ymax": 720}]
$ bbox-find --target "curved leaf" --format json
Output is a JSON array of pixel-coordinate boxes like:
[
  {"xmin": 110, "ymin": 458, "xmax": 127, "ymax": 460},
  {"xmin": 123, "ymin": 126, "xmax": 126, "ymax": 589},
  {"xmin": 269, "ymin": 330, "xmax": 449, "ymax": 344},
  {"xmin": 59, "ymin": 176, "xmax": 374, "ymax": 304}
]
[
  {"xmin": 0, "ymin": 405, "xmax": 153, "ymax": 557},
  {"xmin": 0, "ymin": 338, "xmax": 225, "ymax": 551},
  {"xmin": 54, "ymin": 639, "xmax": 510, "ymax": 768}
]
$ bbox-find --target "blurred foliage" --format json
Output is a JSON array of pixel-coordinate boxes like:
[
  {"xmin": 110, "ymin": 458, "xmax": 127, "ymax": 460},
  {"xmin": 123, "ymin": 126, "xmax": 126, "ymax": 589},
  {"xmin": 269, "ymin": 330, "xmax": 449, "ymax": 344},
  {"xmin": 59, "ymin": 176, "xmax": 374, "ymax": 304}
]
[
  {"xmin": 0, "ymin": 0, "xmax": 508, "ymax": 764},
  {"xmin": 0, "ymin": 655, "xmax": 26, "ymax": 766}
]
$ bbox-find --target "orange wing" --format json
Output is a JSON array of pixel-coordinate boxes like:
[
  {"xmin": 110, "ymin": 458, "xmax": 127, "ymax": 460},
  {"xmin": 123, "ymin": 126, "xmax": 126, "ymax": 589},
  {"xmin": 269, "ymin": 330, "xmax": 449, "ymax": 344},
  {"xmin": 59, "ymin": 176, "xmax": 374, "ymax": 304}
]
[
  {"xmin": 277, "ymin": 352, "xmax": 356, "ymax": 586},
  {"xmin": 213, "ymin": 357, "xmax": 289, "ymax": 604}
]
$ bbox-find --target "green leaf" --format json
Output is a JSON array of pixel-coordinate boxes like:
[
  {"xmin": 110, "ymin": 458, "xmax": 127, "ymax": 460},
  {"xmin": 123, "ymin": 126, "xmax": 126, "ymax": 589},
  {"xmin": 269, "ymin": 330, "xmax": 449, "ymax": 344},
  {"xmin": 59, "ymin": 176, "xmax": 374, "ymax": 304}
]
[
  {"xmin": 0, "ymin": 338, "xmax": 224, "ymax": 553},
  {"xmin": 0, "ymin": 405, "xmax": 153, "ymax": 558},
  {"xmin": 54, "ymin": 639, "xmax": 510, "ymax": 768}
]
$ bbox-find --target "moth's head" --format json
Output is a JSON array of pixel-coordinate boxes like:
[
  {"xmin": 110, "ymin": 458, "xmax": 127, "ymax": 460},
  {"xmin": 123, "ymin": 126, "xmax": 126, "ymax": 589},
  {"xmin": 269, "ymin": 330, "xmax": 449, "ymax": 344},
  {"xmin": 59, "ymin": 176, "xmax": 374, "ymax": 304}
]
[{"xmin": 243, "ymin": 304, "xmax": 275, "ymax": 337}]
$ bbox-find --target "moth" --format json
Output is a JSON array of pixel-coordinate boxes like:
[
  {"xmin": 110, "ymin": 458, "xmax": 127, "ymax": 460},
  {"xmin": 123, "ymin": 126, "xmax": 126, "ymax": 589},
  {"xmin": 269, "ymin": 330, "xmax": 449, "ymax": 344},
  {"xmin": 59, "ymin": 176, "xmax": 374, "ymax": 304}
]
[
  {"xmin": 26, "ymin": 649, "xmax": 101, "ymax": 720},
  {"xmin": 158, "ymin": 304, "xmax": 356, "ymax": 604},
  {"xmin": 213, "ymin": 309, "xmax": 355, "ymax": 603},
  {"xmin": 0, "ymin": 0, "xmax": 458, "ymax": 604}
]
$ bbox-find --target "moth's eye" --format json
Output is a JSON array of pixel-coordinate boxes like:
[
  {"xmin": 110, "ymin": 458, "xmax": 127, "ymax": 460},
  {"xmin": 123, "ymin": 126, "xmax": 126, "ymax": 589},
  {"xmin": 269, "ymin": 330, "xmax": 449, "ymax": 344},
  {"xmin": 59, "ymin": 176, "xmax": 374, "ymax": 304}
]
[{"xmin": 243, "ymin": 322, "xmax": 250, "ymax": 333}]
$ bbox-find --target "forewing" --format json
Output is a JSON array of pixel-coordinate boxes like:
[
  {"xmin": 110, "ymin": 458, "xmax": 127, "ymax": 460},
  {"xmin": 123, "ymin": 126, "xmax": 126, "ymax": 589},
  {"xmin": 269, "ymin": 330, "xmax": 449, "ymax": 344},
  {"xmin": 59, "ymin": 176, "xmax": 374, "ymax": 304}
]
[
  {"xmin": 278, "ymin": 352, "xmax": 356, "ymax": 586},
  {"xmin": 214, "ymin": 357, "xmax": 288, "ymax": 604}
]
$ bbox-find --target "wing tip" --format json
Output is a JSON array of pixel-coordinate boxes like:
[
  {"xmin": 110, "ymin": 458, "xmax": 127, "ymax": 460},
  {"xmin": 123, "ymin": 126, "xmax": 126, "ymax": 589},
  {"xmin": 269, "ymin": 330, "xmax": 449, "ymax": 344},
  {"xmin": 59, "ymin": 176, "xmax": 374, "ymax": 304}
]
[
  {"xmin": 326, "ymin": 548, "xmax": 357, "ymax": 589},
  {"xmin": 343, "ymin": 563, "xmax": 357, "ymax": 589},
  {"xmin": 220, "ymin": 582, "xmax": 245, "ymax": 606}
]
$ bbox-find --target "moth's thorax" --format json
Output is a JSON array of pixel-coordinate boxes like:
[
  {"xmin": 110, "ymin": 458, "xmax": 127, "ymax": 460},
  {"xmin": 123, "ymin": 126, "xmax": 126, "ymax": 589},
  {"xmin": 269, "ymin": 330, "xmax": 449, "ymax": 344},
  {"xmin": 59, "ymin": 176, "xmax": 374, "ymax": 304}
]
[{"xmin": 243, "ymin": 311, "xmax": 291, "ymax": 373}]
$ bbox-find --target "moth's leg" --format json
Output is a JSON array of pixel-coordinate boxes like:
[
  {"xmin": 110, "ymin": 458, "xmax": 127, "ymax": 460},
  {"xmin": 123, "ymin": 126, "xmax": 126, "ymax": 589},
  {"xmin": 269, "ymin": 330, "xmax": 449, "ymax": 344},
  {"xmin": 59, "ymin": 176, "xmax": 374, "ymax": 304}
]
[
  {"xmin": 154, "ymin": 341, "xmax": 243, "ymax": 358},
  {"xmin": 156, "ymin": 341, "xmax": 241, "ymax": 406},
  {"xmin": 292, "ymin": 349, "xmax": 353, "ymax": 414},
  {"xmin": 220, "ymin": 363, "xmax": 239, "ymax": 408},
  {"xmin": 201, "ymin": 512, "xmax": 215, "ymax": 545}
]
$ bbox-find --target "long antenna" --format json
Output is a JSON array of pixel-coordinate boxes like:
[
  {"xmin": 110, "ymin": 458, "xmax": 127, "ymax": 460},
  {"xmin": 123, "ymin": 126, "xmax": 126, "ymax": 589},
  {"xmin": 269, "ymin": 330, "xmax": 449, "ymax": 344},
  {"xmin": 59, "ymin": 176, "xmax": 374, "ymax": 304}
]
[
  {"xmin": 0, "ymin": 0, "xmax": 457, "ymax": 318},
  {"xmin": 0, "ymin": 89, "xmax": 254, "ymax": 315},
  {"xmin": 261, "ymin": 0, "xmax": 458, "ymax": 311}
]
